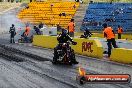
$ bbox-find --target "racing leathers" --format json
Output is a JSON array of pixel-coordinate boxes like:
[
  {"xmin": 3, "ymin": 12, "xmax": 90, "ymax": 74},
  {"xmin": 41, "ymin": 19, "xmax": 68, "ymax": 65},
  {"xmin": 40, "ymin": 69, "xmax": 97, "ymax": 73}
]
[{"xmin": 53, "ymin": 33, "xmax": 78, "ymax": 64}]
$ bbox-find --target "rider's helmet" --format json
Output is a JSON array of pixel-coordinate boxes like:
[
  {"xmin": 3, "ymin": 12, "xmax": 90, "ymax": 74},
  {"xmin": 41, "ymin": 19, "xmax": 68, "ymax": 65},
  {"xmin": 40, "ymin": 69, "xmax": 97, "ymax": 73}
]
[
  {"xmin": 12, "ymin": 24, "xmax": 14, "ymax": 27},
  {"xmin": 62, "ymin": 28, "xmax": 67, "ymax": 35}
]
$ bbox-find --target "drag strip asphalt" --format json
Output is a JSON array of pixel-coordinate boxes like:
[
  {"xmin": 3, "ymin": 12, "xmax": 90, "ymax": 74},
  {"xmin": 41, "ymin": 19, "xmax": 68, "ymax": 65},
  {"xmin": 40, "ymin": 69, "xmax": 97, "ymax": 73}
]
[{"xmin": 0, "ymin": 34, "xmax": 132, "ymax": 88}]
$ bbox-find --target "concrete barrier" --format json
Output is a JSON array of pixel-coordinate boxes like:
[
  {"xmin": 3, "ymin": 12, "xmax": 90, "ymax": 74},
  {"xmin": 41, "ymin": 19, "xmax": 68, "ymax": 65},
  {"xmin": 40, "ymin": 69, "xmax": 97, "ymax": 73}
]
[
  {"xmin": 129, "ymin": 40, "xmax": 132, "ymax": 43},
  {"xmin": 72, "ymin": 38, "xmax": 103, "ymax": 58},
  {"xmin": 111, "ymin": 48, "xmax": 132, "ymax": 64},
  {"xmin": 33, "ymin": 35, "xmax": 58, "ymax": 49},
  {"xmin": 33, "ymin": 35, "xmax": 103, "ymax": 58}
]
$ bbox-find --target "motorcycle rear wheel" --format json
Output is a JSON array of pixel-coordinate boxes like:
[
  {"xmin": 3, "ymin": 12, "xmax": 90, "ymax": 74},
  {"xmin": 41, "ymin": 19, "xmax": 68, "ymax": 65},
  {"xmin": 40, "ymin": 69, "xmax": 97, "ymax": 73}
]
[{"xmin": 52, "ymin": 57, "xmax": 58, "ymax": 64}]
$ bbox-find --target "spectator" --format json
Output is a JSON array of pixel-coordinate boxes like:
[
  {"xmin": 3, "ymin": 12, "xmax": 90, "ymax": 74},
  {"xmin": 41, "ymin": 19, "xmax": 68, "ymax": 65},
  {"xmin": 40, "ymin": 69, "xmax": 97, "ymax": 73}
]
[
  {"xmin": 62, "ymin": 12, "xmax": 66, "ymax": 16},
  {"xmin": 73, "ymin": 4, "xmax": 76, "ymax": 9},
  {"xmin": 39, "ymin": 22, "xmax": 43, "ymax": 29},
  {"xmin": 20, "ymin": 31, "xmax": 26, "ymax": 43},
  {"xmin": 51, "ymin": 4, "xmax": 53, "ymax": 11},
  {"xmin": 103, "ymin": 23, "xmax": 118, "ymax": 57},
  {"xmin": 75, "ymin": 0, "xmax": 83, "ymax": 3},
  {"xmin": 90, "ymin": 0, "xmax": 93, "ymax": 3},
  {"xmin": 9, "ymin": 24, "xmax": 16, "ymax": 43},
  {"xmin": 26, "ymin": 6, "xmax": 29, "ymax": 9},
  {"xmin": 84, "ymin": 30, "xmax": 93, "ymax": 37},
  {"xmin": 24, "ymin": 26, "xmax": 30, "ymax": 43},
  {"xmin": 34, "ymin": 26, "xmax": 41, "ymax": 35},
  {"xmin": 59, "ymin": 12, "xmax": 66, "ymax": 17},
  {"xmin": 26, "ymin": 22, "xmax": 30, "ymax": 27},
  {"xmin": 68, "ymin": 18, "xmax": 75, "ymax": 37},
  {"xmin": 57, "ymin": 24, "xmax": 61, "ymax": 31},
  {"xmin": 80, "ymin": 0, "xmax": 83, "ymax": 3},
  {"xmin": 75, "ymin": 0, "xmax": 79, "ymax": 2},
  {"xmin": 80, "ymin": 30, "xmax": 92, "ymax": 38},
  {"xmin": 117, "ymin": 25, "xmax": 123, "ymax": 39},
  {"xmin": 59, "ymin": 13, "xmax": 62, "ymax": 17},
  {"xmin": 11, "ymin": 0, "xmax": 14, "ymax": 3},
  {"xmin": 25, "ymin": 26, "xmax": 30, "ymax": 35}
]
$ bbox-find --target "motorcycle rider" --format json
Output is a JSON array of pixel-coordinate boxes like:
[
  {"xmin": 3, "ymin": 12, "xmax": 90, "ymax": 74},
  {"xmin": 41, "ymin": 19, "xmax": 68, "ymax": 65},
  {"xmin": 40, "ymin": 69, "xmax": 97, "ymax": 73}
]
[
  {"xmin": 53, "ymin": 28, "xmax": 78, "ymax": 64},
  {"xmin": 9, "ymin": 24, "xmax": 16, "ymax": 43}
]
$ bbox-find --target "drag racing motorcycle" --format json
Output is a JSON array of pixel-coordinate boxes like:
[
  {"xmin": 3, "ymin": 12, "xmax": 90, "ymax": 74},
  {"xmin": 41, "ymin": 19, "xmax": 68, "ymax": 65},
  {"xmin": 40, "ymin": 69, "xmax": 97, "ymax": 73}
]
[{"xmin": 52, "ymin": 42, "xmax": 77, "ymax": 65}]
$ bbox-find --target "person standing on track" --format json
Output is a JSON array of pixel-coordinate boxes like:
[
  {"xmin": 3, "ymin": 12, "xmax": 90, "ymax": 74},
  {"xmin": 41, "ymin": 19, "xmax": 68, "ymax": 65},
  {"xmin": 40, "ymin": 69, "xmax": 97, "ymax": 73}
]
[
  {"xmin": 24, "ymin": 25, "xmax": 30, "ymax": 43},
  {"xmin": 68, "ymin": 18, "xmax": 75, "ymax": 37},
  {"xmin": 53, "ymin": 28, "xmax": 78, "ymax": 64},
  {"xmin": 34, "ymin": 26, "xmax": 41, "ymax": 35},
  {"xmin": 103, "ymin": 23, "xmax": 118, "ymax": 57},
  {"xmin": 38, "ymin": 22, "xmax": 44, "ymax": 29},
  {"xmin": 117, "ymin": 25, "xmax": 123, "ymax": 39},
  {"xmin": 9, "ymin": 24, "xmax": 16, "ymax": 43}
]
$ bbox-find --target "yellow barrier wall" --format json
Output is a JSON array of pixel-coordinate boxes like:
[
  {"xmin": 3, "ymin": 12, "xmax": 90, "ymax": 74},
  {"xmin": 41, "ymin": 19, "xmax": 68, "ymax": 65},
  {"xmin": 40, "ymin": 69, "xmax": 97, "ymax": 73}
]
[
  {"xmin": 72, "ymin": 38, "xmax": 103, "ymax": 58},
  {"xmin": 111, "ymin": 48, "xmax": 132, "ymax": 64},
  {"xmin": 33, "ymin": 35, "xmax": 58, "ymax": 49},
  {"xmin": 33, "ymin": 35, "xmax": 103, "ymax": 58}
]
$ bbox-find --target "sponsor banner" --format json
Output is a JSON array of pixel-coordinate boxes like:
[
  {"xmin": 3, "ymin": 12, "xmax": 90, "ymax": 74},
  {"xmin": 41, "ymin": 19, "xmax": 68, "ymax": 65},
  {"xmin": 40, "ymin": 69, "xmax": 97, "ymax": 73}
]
[
  {"xmin": 78, "ymin": 74, "xmax": 131, "ymax": 84},
  {"xmin": 77, "ymin": 74, "xmax": 131, "ymax": 84}
]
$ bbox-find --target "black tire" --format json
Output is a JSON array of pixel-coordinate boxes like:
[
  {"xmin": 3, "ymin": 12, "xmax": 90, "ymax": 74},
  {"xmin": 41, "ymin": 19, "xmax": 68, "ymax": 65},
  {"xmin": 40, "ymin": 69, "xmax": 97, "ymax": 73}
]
[
  {"xmin": 80, "ymin": 77, "xmax": 86, "ymax": 85},
  {"xmin": 69, "ymin": 61, "xmax": 72, "ymax": 65},
  {"xmin": 53, "ymin": 48, "xmax": 59, "ymax": 64},
  {"xmin": 68, "ymin": 58, "xmax": 72, "ymax": 65},
  {"xmin": 52, "ymin": 57, "xmax": 57, "ymax": 64},
  {"xmin": 52, "ymin": 61, "xmax": 57, "ymax": 64},
  {"xmin": 71, "ymin": 49, "xmax": 75, "ymax": 61}
]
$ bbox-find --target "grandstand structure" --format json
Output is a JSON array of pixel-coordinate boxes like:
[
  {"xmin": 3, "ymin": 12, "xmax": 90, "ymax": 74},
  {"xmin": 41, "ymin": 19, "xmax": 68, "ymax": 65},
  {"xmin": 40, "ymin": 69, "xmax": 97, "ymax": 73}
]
[
  {"xmin": 17, "ymin": 1, "xmax": 80, "ymax": 28},
  {"xmin": 81, "ymin": 2, "xmax": 132, "ymax": 32}
]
